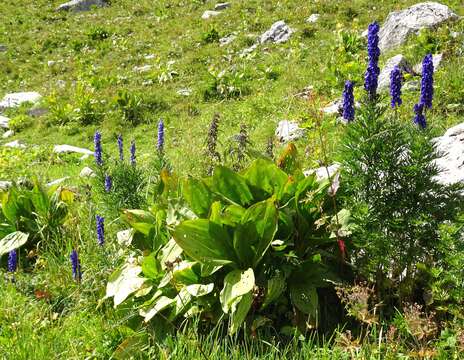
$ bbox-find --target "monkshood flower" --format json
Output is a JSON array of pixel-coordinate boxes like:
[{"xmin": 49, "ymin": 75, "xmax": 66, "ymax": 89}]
[
  {"xmin": 96, "ymin": 215, "xmax": 105, "ymax": 246},
  {"xmin": 413, "ymin": 103, "xmax": 426, "ymax": 129},
  {"xmin": 157, "ymin": 119, "xmax": 164, "ymax": 153},
  {"xmin": 390, "ymin": 66, "xmax": 403, "ymax": 108},
  {"xmin": 7, "ymin": 250, "xmax": 17, "ymax": 272},
  {"xmin": 342, "ymin": 80, "xmax": 355, "ymax": 122},
  {"xmin": 70, "ymin": 249, "xmax": 82, "ymax": 281},
  {"xmin": 94, "ymin": 131, "xmax": 103, "ymax": 166},
  {"xmin": 364, "ymin": 21, "xmax": 381, "ymax": 98},
  {"xmin": 104, "ymin": 174, "xmax": 112, "ymax": 192},
  {"xmin": 130, "ymin": 140, "xmax": 136, "ymax": 166},
  {"xmin": 117, "ymin": 134, "xmax": 124, "ymax": 161},
  {"xmin": 420, "ymin": 53, "xmax": 434, "ymax": 109}
]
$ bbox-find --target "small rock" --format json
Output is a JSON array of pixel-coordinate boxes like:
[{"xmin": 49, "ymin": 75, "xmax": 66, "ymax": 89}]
[
  {"xmin": 322, "ymin": 99, "xmax": 343, "ymax": 115},
  {"xmin": 79, "ymin": 166, "xmax": 96, "ymax": 178},
  {"xmin": 240, "ymin": 44, "xmax": 258, "ymax": 56},
  {"xmin": 214, "ymin": 2, "xmax": 230, "ymax": 11},
  {"xmin": 2, "ymin": 130, "xmax": 14, "ymax": 139},
  {"xmin": 432, "ymin": 122, "xmax": 464, "ymax": 185},
  {"xmin": 117, "ymin": 229, "xmax": 134, "ymax": 246},
  {"xmin": 260, "ymin": 20, "xmax": 293, "ymax": 44},
  {"xmin": 0, "ymin": 181, "xmax": 12, "ymax": 191},
  {"xmin": 413, "ymin": 53, "xmax": 443, "ymax": 74},
  {"xmin": 379, "ymin": 2, "xmax": 459, "ymax": 52},
  {"xmin": 403, "ymin": 80, "xmax": 420, "ymax": 92},
  {"xmin": 275, "ymin": 120, "xmax": 306, "ymax": 143},
  {"xmin": 47, "ymin": 177, "xmax": 70, "ymax": 187},
  {"xmin": 306, "ymin": 14, "xmax": 320, "ymax": 23},
  {"xmin": 48, "ymin": 60, "xmax": 56, "ymax": 67},
  {"xmin": 4, "ymin": 140, "xmax": 26, "ymax": 149},
  {"xmin": 133, "ymin": 65, "xmax": 152, "ymax": 73},
  {"xmin": 144, "ymin": 54, "xmax": 155, "ymax": 60},
  {"xmin": 57, "ymin": 0, "xmax": 107, "ymax": 12},
  {"xmin": 0, "ymin": 115, "xmax": 10, "ymax": 129},
  {"xmin": 53, "ymin": 144, "xmax": 93, "ymax": 155},
  {"xmin": 0, "ymin": 44, "xmax": 7, "ymax": 52},
  {"xmin": 219, "ymin": 34, "xmax": 237, "ymax": 46},
  {"xmin": 0, "ymin": 92, "xmax": 42, "ymax": 109},
  {"xmin": 177, "ymin": 88, "xmax": 192, "ymax": 96},
  {"xmin": 28, "ymin": 107, "xmax": 48, "ymax": 117},
  {"xmin": 378, "ymin": 54, "xmax": 413, "ymax": 91},
  {"xmin": 202, "ymin": 10, "xmax": 221, "ymax": 20}
]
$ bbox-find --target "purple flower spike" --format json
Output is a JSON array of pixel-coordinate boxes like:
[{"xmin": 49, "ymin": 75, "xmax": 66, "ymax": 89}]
[
  {"xmin": 96, "ymin": 215, "xmax": 105, "ymax": 246},
  {"xmin": 342, "ymin": 80, "xmax": 355, "ymax": 122},
  {"xmin": 7, "ymin": 250, "xmax": 17, "ymax": 272},
  {"xmin": 104, "ymin": 174, "xmax": 112, "ymax": 192},
  {"xmin": 117, "ymin": 134, "xmax": 124, "ymax": 161},
  {"xmin": 420, "ymin": 54, "xmax": 434, "ymax": 109},
  {"xmin": 413, "ymin": 103, "xmax": 426, "ymax": 129},
  {"xmin": 390, "ymin": 66, "xmax": 403, "ymax": 108},
  {"xmin": 364, "ymin": 21, "xmax": 381, "ymax": 99},
  {"xmin": 130, "ymin": 140, "xmax": 136, "ymax": 166},
  {"xmin": 94, "ymin": 131, "xmax": 103, "ymax": 166},
  {"xmin": 70, "ymin": 249, "xmax": 82, "ymax": 282},
  {"xmin": 157, "ymin": 119, "xmax": 164, "ymax": 153}
]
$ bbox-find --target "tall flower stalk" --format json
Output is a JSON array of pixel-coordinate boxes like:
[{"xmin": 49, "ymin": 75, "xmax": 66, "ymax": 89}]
[
  {"xmin": 413, "ymin": 103, "xmax": 426, "ymax": 129},
  {"xmin": 117, "ymin": 134, "xmax": 124, "ymax": 161},
  {"xmin": 7, "ymin": 250, "xmax": 17, "ymax": 272},
  {"xmin": 420, "ymin": 53, "xmax": 434, "ymax": 109},
  {"xmin": 364, "ymin": 21, "xmax": 380, "ymax": 99},
  {"xmin": 342, "ymin": 80, "xmax": 355, "ymax": 122},
  {"xmin": 390, "ymin": 66, "xmax": 403, "ymax": 109},
  {"xmin": 130, "ymin": 140, "xmax": 136, "ymax": 166},
  {"xmin": 104, "ymin": 174, "xmax": 112, "ymax": 192},
  {"xmin": 70, "ymin": 249, "xmax": 82, "ymax": 282},
  {"xmin": 157, "ymin": 119, "xmax": 165, "ymax": 154},
  {"xmin": 96, "ymin": 215, "xmax": 105, "ymax": 246},
  {"xmin": 94, "ymin": 131, "xmax": 103, "ymax": 166}
]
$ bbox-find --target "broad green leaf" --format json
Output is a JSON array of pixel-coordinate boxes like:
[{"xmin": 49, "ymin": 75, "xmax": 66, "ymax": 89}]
[
  {"xmin": 160, "ymin": 238, "xmax": 183, "ymax": 270},
  {"xmin": 242, "ymin": 159, "xmax": 288, "ymax": 199},
  {"xmin": 229, "ymin": 292, "xmax": 253, "ymax": 335},
  {"xmin": 172, "ymin": 261, "xmax": 199, "ymax": 285},
  {"xmin": 0, "ymin": 231, "xmax": 29, "ymax": 256},
  {"xmin": 31, "ymin": 182, "xmax": 50, "ymax": 216},
  {"xmin": 220, "ymin": 268, "xmax": 254, "ymax": 313},
  {"xmin": 208, "ymin": 201, "xmax": 223, "ymax": 223},
  {"xmin": 233, "ymin": 221, "xmax": 258, "ymax": 267},
  {"xmin": 262, "ymin": 273, "xmax": 286, "ymax": 309},
  {"xmin": 173, "ymin": 219, "xmax": 237, "ymax": 266},
  {"xmin": 200, "ymin": 263, "xmax": 223, "ymax": 277},
  {"xmin": 290, "ymin": 284, "xmax": 318, "ymax": 321},
  {"xmin": 141, "ymin": 253, "xmax": 159, "ymax": 279},
  {"xmin": 182, "ymin": 178, "xmax": 214, "ymax": 217},
  {"xmin": 185, "ymin": 283, "xmax": 214, "ymax": 297},
  {"xmin": 2, "ymin": 189, "xmax": 19, "ymax": 224},
  {"xmin": 171, "ymin": 286, "xmax": 193, "ymax": 318},
  {"xmin": 106, "ymin": 262, "xmax": 146, "ymax": 307},
  {"xmin": 140, "ymin": 296, "xmax": 175, "ymax": 322},
  {"xmin": 121, "ymin": 210, "xmax": 156, "ymax": 236},
  {"xmin": 212, "ymin": 166, "xmax": 253, "ymax": 206}
]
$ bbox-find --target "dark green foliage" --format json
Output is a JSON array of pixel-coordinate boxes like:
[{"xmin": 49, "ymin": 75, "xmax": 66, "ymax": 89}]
[
  {"xmin": 202, "ymin": 27, "xmax": 220, "ymax": 44},
  {"xmin": 338, "ymin": 100, "xmax": 464, "ymax": 307}
]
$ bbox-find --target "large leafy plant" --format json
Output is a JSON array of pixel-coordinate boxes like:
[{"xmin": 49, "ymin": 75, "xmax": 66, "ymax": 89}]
[{"xmin": 105, "ymin": 150, "xmax": 349, "ymax": 335}]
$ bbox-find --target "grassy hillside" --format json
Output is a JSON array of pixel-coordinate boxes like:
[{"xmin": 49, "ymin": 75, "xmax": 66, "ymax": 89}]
[{"xmin": 1, "ymin": 1, "xmax": 464, "ymax": 359}]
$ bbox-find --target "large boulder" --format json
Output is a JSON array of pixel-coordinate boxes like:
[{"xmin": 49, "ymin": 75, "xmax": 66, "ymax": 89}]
[
  {"xmin": 379, "ymin": 2, "xmax": 458, "ymax": 52},
  {"xmin": 378, "ymin": 54, "xmax": 414, "ymax": 91},
  {"xmin": 57, "ymin": 0, "xmax": 107, "ymax": 12},
  {"xmin": 433, "ymin": 123, "xmax": 464, "ymax": 185},
  {"xmin": 0, "ymin": 92, "xmax": 42, "ymax": 109},
  {"xmin": 260, "ymin": 21, "xmax": 293, "ymax": 44}
]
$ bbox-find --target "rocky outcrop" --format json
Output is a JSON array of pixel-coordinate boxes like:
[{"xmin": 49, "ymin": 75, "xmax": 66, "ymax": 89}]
[
  {"xmin": 57, "ymin": 0, "xmax": 107, "ymax": 12},
  {"xmin": 275, "ymin": 120, "xmax": 306, "ymax": 143},
  {"xmin": 260, "ymin": 21, "xmax": 293, "ymax": 44},
  {"xmin": 379, "ymin": 2, "xmax": 458, "ymax": 52},
  {"xmin": 0, "ymin": 92, "xmax": 42, "ymax": 109},
  {"xmin": 433, "ymin": 122, "xmax": 464, "ymax": 185}
]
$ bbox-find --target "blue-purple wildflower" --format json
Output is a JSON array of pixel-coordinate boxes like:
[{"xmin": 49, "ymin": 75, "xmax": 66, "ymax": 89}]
[
  {"xmin": 96, "ymin": 215, "xmax": 105, "ymax": 246},
  {"xmin": 364, "ymin": 21, "xmax": 381, "ymax": 99},
  {"xmin": 342, "ymin": 80, "xmax": 355, "ymax": 122},
  {"xmin": 70, "ymin": 249, "xmax": 82, "ymax": 281},
  {"xmin": 104, "ymin": 174, "xmax": 112, "ymax": 192},
  {"xmin": 7, "ymin": 250, "xmax": 17, "ymax": 272},
  {"xmin": 94, "ymin": 131, "xmax": 103, "ymax": 166},
  {"xmin": 390, "ymin": 66, "xmax": 403, "ymax": 108},
  {"xmin": 117, "ymin": 134, "xmax": 124, "ymax": 161},
  {"xmin": 420, "ymin": 54, "xmax": 434, "ymax": 109},
  {"xmin": 157, "ymin": 119, "xmax": 164, "ymax": 153},
  {"xmin": 413, "ymin": 103, "xmax": 426, "ymax": 129},
  {"xmin": 130, "ymin": 140, "xmax": 136, "ymax": 166}
]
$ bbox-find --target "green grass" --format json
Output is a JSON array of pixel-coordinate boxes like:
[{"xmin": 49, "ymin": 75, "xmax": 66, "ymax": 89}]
[{"xmin": 1, "ymin": 0, "xmax": 464, "ymax": 358}]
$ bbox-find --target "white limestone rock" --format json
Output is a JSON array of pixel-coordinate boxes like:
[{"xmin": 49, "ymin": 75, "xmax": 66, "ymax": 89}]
[
  {"xmin": 2, "ymin": 130, "xmax": 14, "ymax": 139},
  {"xmin": 0, "ymin": 181, "xmax": 12, "ymax": 191},
  {"xmin": 53, "ymin": 144, "xmax": 93, "ymax": 156},
  {"xmin": 177, "ymin": 88, "xmax": 192, "ymax": 96},
  {"xmin": 378, "ymin": 54, "xmax": 414, "ymax": 91},
  {"xmin": 0, "ymin": 92, "xmax": 42, "ymax": 109},
  {"xmin": 432, "ymin": 122, "xmax": 464, "ymax": 185},
  {"xmin": 275, "ymin": 120, "xmax": 306, "ymax": 143},
  {"xmin": 260, "ymin": 21, "xmax": 293, "ymax": 44},
  {"xmin": 219, "ymin": 34, "xmax": 237, "ymax": 46},
  {"xmin": 4, "ymin": 140, "xmax": 26, "ymax": 149},
  {"xmin": 202, "ymin": 10, "xmax": 221, "ymax": 19},
  {"xmin": 133, "ymin": 65, "xmax": 153, "ymax": 73},
  {"xmin": 57, "ymin": 0, "xmax": 107, "ymax": 12},
  {"xmin": 379, "ymin": 2, "xmax": 459, "ymax": 52},
  {"xmin": 214, "ymin": 2, "xmax": 230, "ymax": 11},
  {"xmin": 79, "ymin": 166, "xmax": 96, "ymax": 178},
  {"xmin": 0, "ymin": 115, "xmax": 10, "ymax": 129}
]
